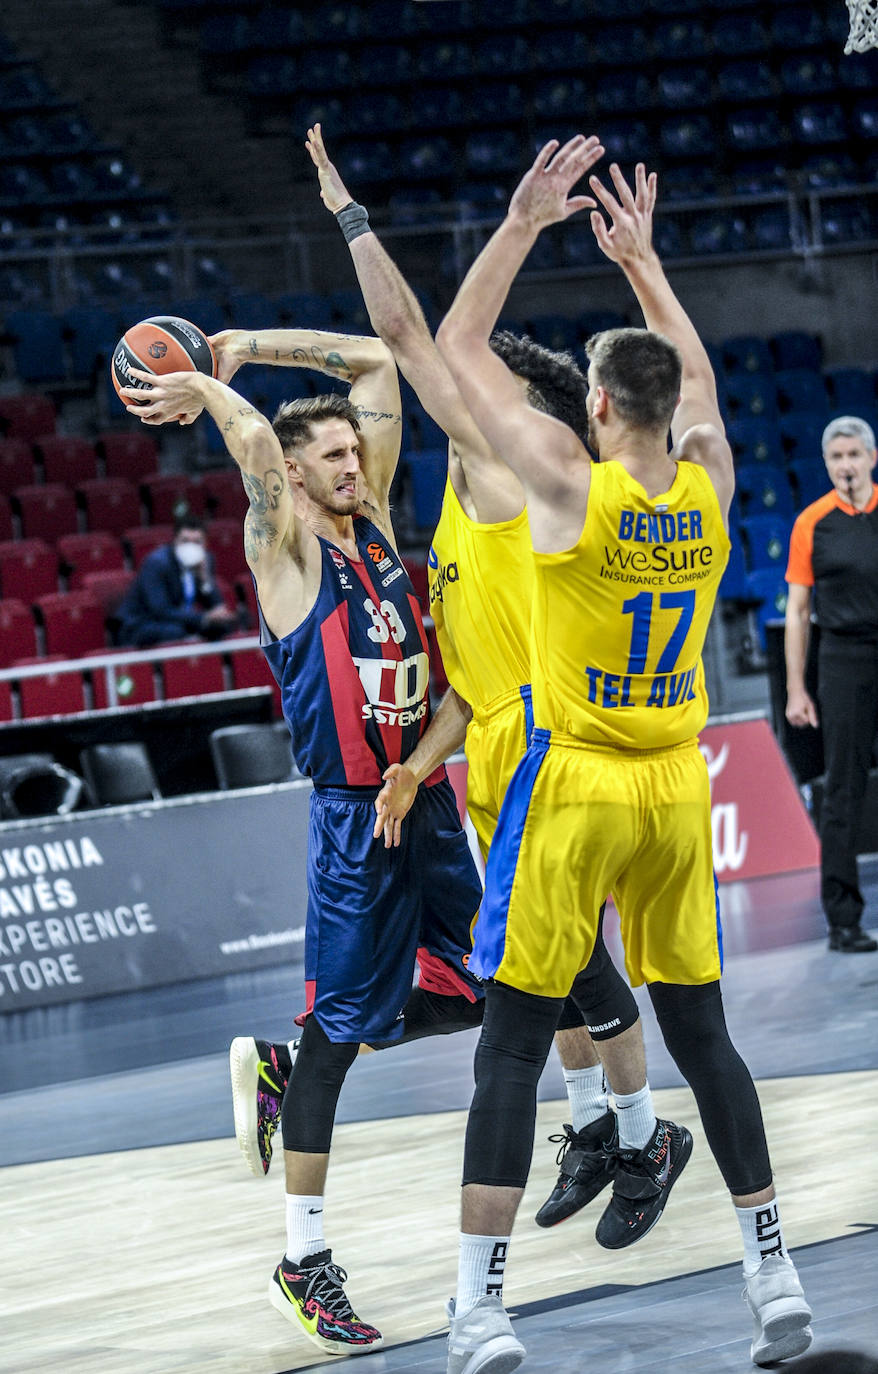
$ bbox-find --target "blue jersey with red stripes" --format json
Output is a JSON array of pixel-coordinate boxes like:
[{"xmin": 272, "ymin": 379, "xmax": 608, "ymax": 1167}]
[{"xmin": 260, "ymin": 514, "xmax": 438, "ymax": 788}]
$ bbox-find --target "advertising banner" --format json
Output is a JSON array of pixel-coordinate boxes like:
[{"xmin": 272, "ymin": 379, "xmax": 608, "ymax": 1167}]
[{"xmin": 0, "ymin": 784, "xmax": 311, "ymax": 1012}]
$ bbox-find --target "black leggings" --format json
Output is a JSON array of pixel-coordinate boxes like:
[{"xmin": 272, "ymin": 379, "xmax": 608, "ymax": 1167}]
[
  {"xmin": 462, "ymin": 979, "xmax": 772, "ymax": 1194},
  {"xmin": 559, "ymin": 909, "xmax": 640, "ymax": 1039}
]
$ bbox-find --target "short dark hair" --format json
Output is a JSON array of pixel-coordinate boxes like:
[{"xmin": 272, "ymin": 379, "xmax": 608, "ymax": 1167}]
[
  {"xmin": 490, "ymin": 330, "xmax": 590, "ymax": 446},
  {"xmin": 585, "ymin": 327, "xmax": 682, "ymax": 433},
  {"xmin": 173, "ymin": 511, "xmax": 205, "ymax": 536},
  {"xmin": 272, "ymin": 393, "xmax": 361, "ymax": 452}
]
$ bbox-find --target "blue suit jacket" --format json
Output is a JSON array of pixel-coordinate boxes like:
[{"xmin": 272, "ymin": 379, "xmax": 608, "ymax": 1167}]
[{"xmin": 117, "ymin": 543, "xmax": 226, "ymax": 647}]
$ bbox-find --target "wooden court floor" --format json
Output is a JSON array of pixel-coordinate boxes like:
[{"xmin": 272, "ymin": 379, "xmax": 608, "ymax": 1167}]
[{"xmin": 2, "ymin": 1070, "xmax": 876, "ymax": 1374}]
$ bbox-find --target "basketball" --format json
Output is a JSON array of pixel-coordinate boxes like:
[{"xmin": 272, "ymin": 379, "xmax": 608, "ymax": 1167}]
[{"xmin": 111, "ymin": 315, "xmax": 217, "ymax": 403}]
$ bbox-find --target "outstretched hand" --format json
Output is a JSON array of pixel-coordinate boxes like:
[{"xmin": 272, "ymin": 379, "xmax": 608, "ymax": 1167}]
[
  {"xmin": 305, "ymin": 122, "xmax": 352, "ymax": 215},
  {"xmin": 508, "ymin": 135, "xmax": 603, "ymax": 232},
  {"xmin": 119, "ymin": 368, "xmax": 202, "ymax": 426},
  {"xmin": 372, "ymin": 763, "xmax": 418, "ymax": 849},
  {"xmin": 588, "ymin": 162, "xmax": 658, "ymax": 266}
]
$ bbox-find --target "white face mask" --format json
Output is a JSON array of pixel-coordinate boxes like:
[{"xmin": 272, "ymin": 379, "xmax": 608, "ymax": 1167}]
[{"xmin": 176, "ymin": 540, "xmax": 205, "ymax": 569}]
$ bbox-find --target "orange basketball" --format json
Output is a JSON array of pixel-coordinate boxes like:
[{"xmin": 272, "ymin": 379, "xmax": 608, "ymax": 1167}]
[{"xmin": 111, "ymin": 316, "xmax": 217, "ymax": 403}]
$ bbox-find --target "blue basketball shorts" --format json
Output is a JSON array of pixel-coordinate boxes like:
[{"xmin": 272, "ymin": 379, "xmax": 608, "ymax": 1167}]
[{"xmin": 304, "ymin": 774, "xmax": 484, "ymax": 1043}]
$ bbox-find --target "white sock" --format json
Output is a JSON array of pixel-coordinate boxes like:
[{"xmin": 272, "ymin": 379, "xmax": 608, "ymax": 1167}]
[
  {"xmin": 563, "ymin": 1064, "xmax": 608, "ymax": 1132},
  {"xmin": 613, "ymin": 1083, "xmax": 657, "ymax": 1151},
  {"xmin": 456, "ymin": 1233, "xmax": 510, "ymax": 1317},
  {"xmin": 736, "ymin": 1198, "xmax": 790, "ymax": 1277},
  {"xmin": 287, "ymin": 1037, "xmax": 300, "ymax": 1061},
  {"xmin": 285, "ymin": 1194, "xmax": 326, "ymax": 1264}
]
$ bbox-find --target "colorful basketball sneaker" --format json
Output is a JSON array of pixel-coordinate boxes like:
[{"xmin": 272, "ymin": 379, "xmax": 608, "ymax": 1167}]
[
  {"xmin": 595, "ymin": 1117, "xmax": 693, "ymax": 1249},
  {"xmin": 229, "ymin": 1036, "xmax": 294, "ymax": 1177},
  {"xmin": 744, "ymin": 1255, "xmax": 812, "ymax": 1366},
  {"xmin": 535, "ymin": 1110, "xmax": 617, "ymax": 1227},
  {"xmin": 269, "ymin": 1249, "xmax": 383, "ymax": 1356},
  {"xmin": 446, "ymin": 1295, "xmax": 525, "ymax": 1374}
]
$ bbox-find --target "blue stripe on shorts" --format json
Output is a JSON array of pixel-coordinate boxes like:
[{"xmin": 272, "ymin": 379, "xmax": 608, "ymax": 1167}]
[
  {"xmin": 714, "ymin": 869, "xmax": 723, "ymax": 972},
  {"xmin": 470, "ymin": 726, "xmax": 551, "ymax": 982},
  {"xmin": 519, "ymin": 683, "xmax": 534, "ymax": 747}
]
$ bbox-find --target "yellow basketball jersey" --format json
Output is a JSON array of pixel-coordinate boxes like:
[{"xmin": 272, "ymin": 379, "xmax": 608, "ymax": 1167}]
[
  {"xmin": 428, "ymin": 478, "xmax": 531, "ymax": 711},
  {"xmin": 532, "ymin": 460, "xmax": 729, "ymax": 748}
]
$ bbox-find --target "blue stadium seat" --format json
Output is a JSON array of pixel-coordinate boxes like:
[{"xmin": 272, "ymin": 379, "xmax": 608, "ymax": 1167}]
[
  {"xmin": 415, "ymin": 40, "xmax": 471, "ymax": 80},
  {"xmin": 712, "ymin": 12, "xmax": 770, "ymax": 55},
  {"xmin": 771, "ymin": 6, "xmax": 825, "ymax": 48},
  {"xmin": 400, "ymin": 136, "xmax": 454, "ymax": 182},
  {"xmin": 716, "ymin": 59, "xmax": 775, "ymax": 103},
  {"xmin": 842, "ymin": 51, "xmax": 878, "ymax": 90},
  {"xmin": 226, "ymin": 291, "xmax": 279, "ymax": 328},
  {"xmin": 328, "ymin": 287, "xmax": 370, "ymax": 332},
  {"xmin": 780, "ymin": 414, "xmax": 826, "ymax": 465},
  {"xmin": 62, "ymin": 305, "xmax": 116, "ymax": 382},
  {"xmin": 660, "ymin": 114, "xmax": 716, "ymax": 158},
  {"xmin": 473, "ymin": 34, "xmax": 532, "ymax": 77},
  {"xmin": 736, "ymin": 464, "xmax": 795, "ymax": 518},
  {"xmin": 771, "ymin": 331, "xmax": 822, "ymax": 372},
  {"xmin": 775, "ymin": 369, "xmax": 830, "ymax": 417},
  {"xmin": 750, "ymin": 208, "xmax": 794, "ymax": 252},
  {"xmin": 719, "ymin": 538, "xmax": 751, "ymax": 601},
  {"xmin": 792, "ymin": 102, "xmax": 847, "ymax": 145},
  {"xmin": 723, "ymin": 335, "xmax": 774, "ymax": 375},
  {"xmin": 746, "ymin": 568, "xmax": 789, "ymax": 649},
  {"xmin": 251, "ymin": 6, "xmax": 307, "ymax": 50},
  {"xmin": 602, "ymin": 119, "xmax": 652, "ymax": 163},
  {"xmin": 724, "ymin": 372, "xmax": 779, "ymax": 422},
  {"xmin": 727, "ymin": 417, "xmax": 783, "ymax": 467},
  {"xmin": 407, "ymin": 449, "xmax": 447, "ymax": 529},
  {"xmin": 726, "ymin": 107, "xmax": 786, "ymax": 153},
  {"xmin": 339, "ymin": 139, "xmax": 394, "ymax": 184},
  {"xmin": 819, "ymin": 199, "xmax": 875, "ymax": 246},
  {"xmin": 780, "ymin": 54, "xmax": 837, "ymax": 97},
  {"xmin": 457, "ymin": 182, "xmax": 507, "ymax": 222},
  {"xmin": 800, "ymin": 152, "xmax": 859, "ymax": 189},
  {"xmin": 468, "ymin": 0, "xmax": 531, "ymax": 26},
  {"xmin": 44, "ymin": 111, "xmax": 97, "ymax": 153},
  {"xmin": 654, "ymin": 218, "xmax": 685, "ymax": 258},
  {"xmin": 589, "ymin": 25, "xmax": 649, "ymax": 67},
  {"xmin": 354, "ymin": 45, "xmax": 413, "ymax": 88},
  {"xmin": 0, "ymin": 164, "xmax": 51, "ymax": 204},
  {"xmin": 388, "ymin": 188, "xmax": 445, "ymax": 226},
  {"xmin": 594, "ymin": 71, "xmax": 653, "ymax": 115},
  {"xmin": 200, "ymin": 13, "xmax": 253, "ymax": 53},
  {"xmin": 468, "ymin": 81, "xmax": 526, "ymax": 125},
  {"xmin": 4, "ymin": 309, "xmax": 66, "ymax": 384},
  {"xmin": 852, "ymin": 98, "xmax": 878, "ymax": 139},
  {"xmin": 411, "ymin": 85, "xmax": 465, "ymax": 131},
  {"xmin": 355, "ymin": 92, "xmax": 406, "ymax": 137},
  {"xmin": 532, "ymin": 27, "xmax": 589, "ymax": 70},
  {"xmin": 690, "ymin": 211, "xmax": 750, "ymax": 256},
  {"xmin": 528, "ymin": 315, "xmax": 580, "ymax": 352},
  {"xmin": 652, "ymin": 19, "xmax": 710, "ymax": 60},
  {"xmin": 292, "ymin": 96, "xmax": 349, "ymax": 139},
  {"xmin": 789, "ymin": 458, "xmax": 830, "ymax": 510},
  {"xmin": 581, "ymin": 310, "xmax": 629, "ymax": 335},
  {"xmin": 322, "ymin": 4, "xmax": 363, "ymax": 40},
  {"xmin": 656, "ymin": 67, "xmax": 712, "ymax": 109},
  {"xmin": 0, "ymin": 65, "xmax": 54, "ymax": 110},
  {"xmin": 660, "ymin": 165, "xmax": 718, "ymax": 200},
  {"xmin": 533, "ymin": 77, "xmax": 588, "ymax": 119},
  {"xmin": 559, "ymin": 225, "xmax": 604, "ymax": 269},
  {"xmin": 741, "ymin": 514, "xmax": 794, "ymax": 571},
  {"xmin": 465, "ymin": 131, "xmax": 522, "ymax": 176},
  {"xmin": 247, "ymin": 55, "xmax": 297, "ymax": 97},
  {"xmin": 825, "ymin": 368, "xmax": 876, "ymax": 413}
]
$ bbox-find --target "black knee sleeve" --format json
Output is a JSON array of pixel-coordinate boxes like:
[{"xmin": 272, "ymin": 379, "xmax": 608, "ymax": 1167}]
[
  {"xmin": 648, "ymin": 981, "xmax": 773, "ymax": 1195},
  {"xmin": 462, "ymin": 982, "xmax": 563, "ymax": 1189},
  {"xmin": 369, "ymin": 986, "xmax": 485, "ymax": 1049},
  {"xmin": 281, "ymin": 1014, "xmax": 359, "ymax": 1154},
  {"xmin": 565, "ymin": 910, "xmax": 640, "ymax": 1040}
]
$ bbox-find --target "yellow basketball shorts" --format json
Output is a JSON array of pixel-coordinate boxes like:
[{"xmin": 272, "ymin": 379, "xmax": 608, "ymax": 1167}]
[
  {"xmin": 465, "ymin": 685, "xmax": 532, "ymax": 862},
  {"xmin": 470, "ymin": 728, "xmax": 722, "ymax": 996}
]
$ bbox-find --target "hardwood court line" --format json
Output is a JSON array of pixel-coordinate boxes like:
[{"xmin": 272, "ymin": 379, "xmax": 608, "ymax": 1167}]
[{"xmin": 1, "ymin": 1072, "xmax": 874, "ymax": 1374}]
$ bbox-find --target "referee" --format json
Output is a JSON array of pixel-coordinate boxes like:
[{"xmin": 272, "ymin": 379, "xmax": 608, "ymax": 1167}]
[{"xmin": 785, "ymin": 415, "xmax": 878, "ymax": 952}]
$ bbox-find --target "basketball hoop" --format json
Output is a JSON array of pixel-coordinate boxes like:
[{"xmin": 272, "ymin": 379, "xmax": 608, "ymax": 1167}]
[{"xmin": 844, "ymin": 0, "xmax": 878, "ymax": 52}]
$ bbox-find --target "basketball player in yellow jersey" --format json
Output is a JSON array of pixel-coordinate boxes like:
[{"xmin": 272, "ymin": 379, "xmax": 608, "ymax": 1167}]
[
  {"xmin": 300, "ymin": 125, "xmax": 690, "ymax": 1249},
  {"xmin": 436, "ymin": 143, "xmax": 812, "ymax": 1373}
]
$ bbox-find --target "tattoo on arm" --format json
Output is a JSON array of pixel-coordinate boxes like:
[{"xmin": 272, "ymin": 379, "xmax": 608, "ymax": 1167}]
[
  {"xmin": 244, "ymin": 510, "xmax": 278, "ymax": 564},
  {"xmin": 270, "ymin": 341, "xmax": 353, "ymax": 381},
  {"xmin": 248, "ymin": 338, "xmax": 259, "ymax": 358},
  {"xmin": 241, "ymin": 467, "xmax": 285, "ymax": 515},
  {"xmin": 354, "ymin": 406, "xmax": 402, "ymax": 426},
  {"xmin": 223, "ymin": 404, "xmax": 256, "ymax": 435}
]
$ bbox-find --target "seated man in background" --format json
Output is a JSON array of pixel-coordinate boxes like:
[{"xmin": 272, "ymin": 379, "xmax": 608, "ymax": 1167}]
[{"xmin": 117, "ymin": 512, "xmax": 239, "ymax": 647}]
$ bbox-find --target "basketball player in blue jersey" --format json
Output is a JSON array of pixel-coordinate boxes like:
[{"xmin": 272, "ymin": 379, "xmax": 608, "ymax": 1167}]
[
  {"xmin": 435, "ymin": 142, "xmax": 812, "ymax": 1372},
  {"xmin": 120, "ymin": 329, "xmax": 485, "ymax": 1357}
]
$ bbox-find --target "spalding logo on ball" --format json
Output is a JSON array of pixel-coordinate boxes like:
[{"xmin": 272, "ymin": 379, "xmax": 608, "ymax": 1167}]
[{"xmin": 111, "ymin": 316, "xmax": 217, "ymax": 403}]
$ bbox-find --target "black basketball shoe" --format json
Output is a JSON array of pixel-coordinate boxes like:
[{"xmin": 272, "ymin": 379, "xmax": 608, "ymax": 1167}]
[
  {"xmin": 535, "ymin": 1109, "xmax": 617, "ymax": 1228},
  {"xmin": 229, "ymin": 1036, "xmax": 295, "ymax": 1177},
  {"xmin": 595, "ymin": 1117, "xmax": 693, "ymax": 1250}
]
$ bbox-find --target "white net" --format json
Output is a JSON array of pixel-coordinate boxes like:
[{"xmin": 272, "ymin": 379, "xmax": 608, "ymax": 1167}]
[{"xmin": 844, "ymin": 0, "xmax": 878, "ymax": 52}]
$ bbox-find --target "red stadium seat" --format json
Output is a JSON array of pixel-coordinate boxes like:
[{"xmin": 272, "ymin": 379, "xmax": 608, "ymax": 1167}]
[
  {"xmin": 207, "ymin": 517, "xmax": 248, "ymax": 581},
  {"xmin": 162, "ymin": 648, "xmax": 227, "ymax": 699},
  {"xmin": 235, "ymin": 574, "xmax": 258, "ymax": 632},
  {"xmin": 425, "ymin": 622, "xmax": 449, "ymax": 696},
  {"xmin": 15, "ymin": 655, "xmax": 86, "ymax": 718},
  {"xmin": 0, "ymin": 598, "xmax": 38, "ymax": 666},
  {"xmin": 139, "ymin": 472, "xmax": 204, "ymax": 524},
  {"xmin": 84, "ymin": 648, "xmax": 157, "ymax": 709},
  {"xmin": 123, "ymin": 524, "xmax": 174, "ymax": 569},
  {"xmin": 0, "ymin": 494, "xmax": 12, "ymax": 542},
  {"xmin": 0, "ymin": 679, "xmax": 14, "ymax": 721},
  {"xmin": 0, "ymin": 392, "xmax": 56, "ymax": 442},
  {"xmin": 201, "ymin": 468, "xmax": 246, "ymax": 519},
  {"xmin": 81, "ymin": 569, "xmax": 135, "ymax": 623},
  {"xmin": 96, "ymin": 429, "xmax": 159, "ymax": 482},
  {"xmin": 77, "ymin": 477, "xmax": 142, "ymax": 536},
  {"xmin": 0, "ymin": 438, "xmax": 36, "ymax": 494},
  {"xmin": 228, "ymin": 642, "xmax": 281, "ymax": 715},
  {"xmin": 34, "ymin": 590, "xmax": 107, "ymax": 657},
  {"xmin": 13, "ymin": 483, "xmax": 79, "ymax": 541},
  {"xmin": 402, "ymin": 552, "xmax": 430, "ymax": 607},
  {"xmin": 0, "ymin": 539, "xmax": 57, "ymax": 600},
  {"xmin": 35, "ymin": 435, "xmax": 99, "ymax": 486},
  {"xmin": 57, "ymin": 531, "xmax": 125, "ymax": 589}
]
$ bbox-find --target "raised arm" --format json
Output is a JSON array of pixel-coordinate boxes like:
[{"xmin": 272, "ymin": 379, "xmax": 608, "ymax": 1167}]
[
  {"xmin": 588, "ymin": 162, "xmax": 734, "ymax": 517},
  {"xmin": 436, "ymin": 137, "xmax": 602, "ymax": 519},
  {"xmin": 121, "ymin": 369, "xmax": 299, "ymax": 574},
  {"xmin": 210, "ymin": 325, "xmax": 402, "ymax": 519}
]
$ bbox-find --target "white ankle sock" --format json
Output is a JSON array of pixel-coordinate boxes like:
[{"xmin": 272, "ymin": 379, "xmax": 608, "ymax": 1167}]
[
  {"xmin": 613, "ymin": 1084, "xmax": 657, "ymax": 1151},
  {"xmin": 456, "ymin": 1233, "xmax": 510, "ymax": 1316},
  {"xmin": 736, "ymin": 1198, "xmax": 790, "ymax": 1277},
  {"xmin": 287, "ymin": 1037, "xmax": 300, "ymax": 1060},
  {"xmin": 563, "ymin": 1064, "xmax": 608, "ymax": 1132},
  {"xmin": 285, "ymin": 1194, "xmax": 326, "ymax": 1264}
]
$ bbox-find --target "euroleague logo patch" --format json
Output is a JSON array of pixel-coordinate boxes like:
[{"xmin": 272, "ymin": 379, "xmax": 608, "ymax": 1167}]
[
  {"xmin": 367, "ymin": 541, "xmax": 393, "ymax": 574},
  {"xmin": 147, "ymin": 341, "xmax": 168, "ymax": 359}
]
